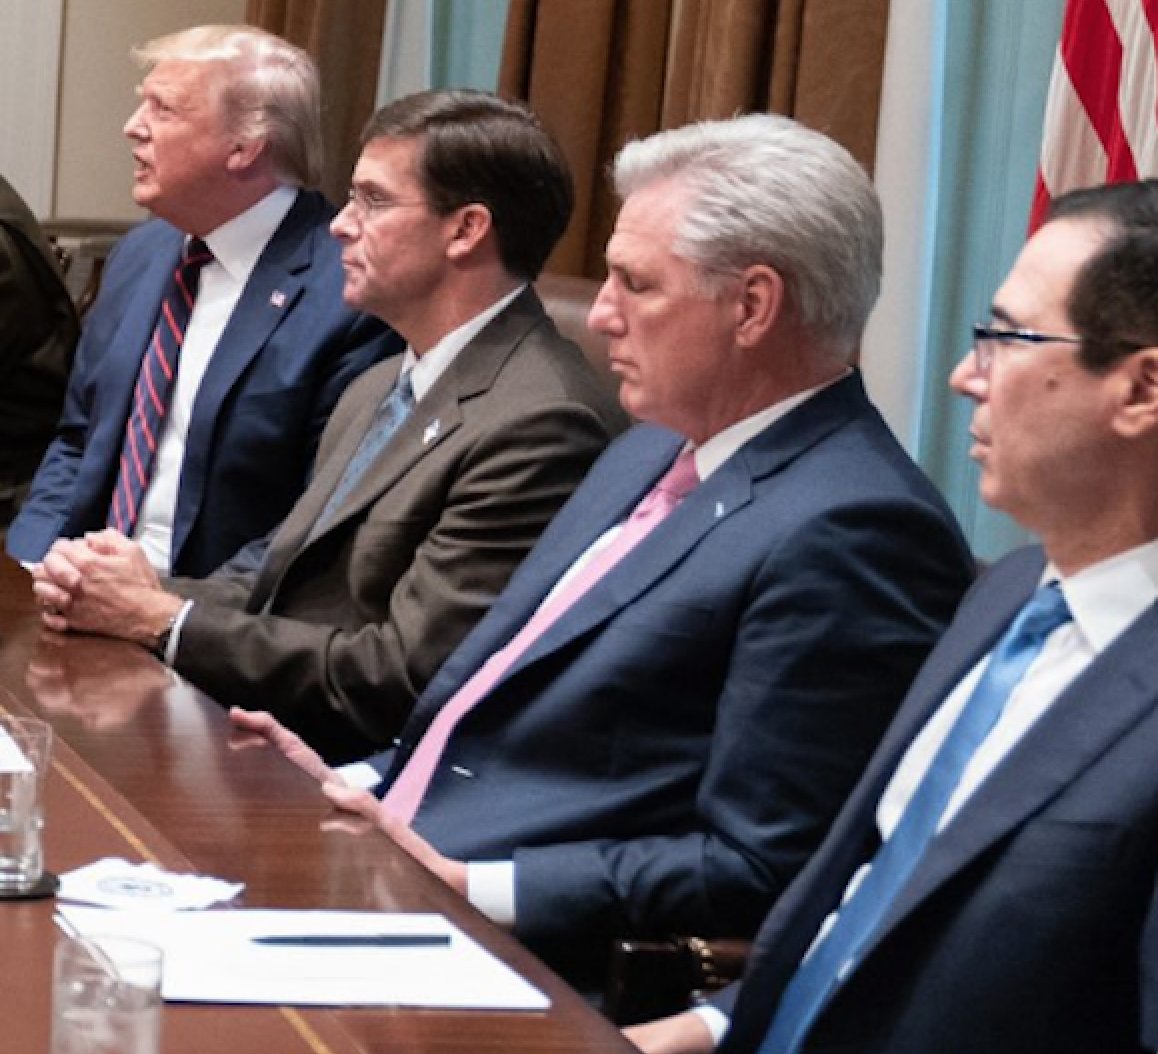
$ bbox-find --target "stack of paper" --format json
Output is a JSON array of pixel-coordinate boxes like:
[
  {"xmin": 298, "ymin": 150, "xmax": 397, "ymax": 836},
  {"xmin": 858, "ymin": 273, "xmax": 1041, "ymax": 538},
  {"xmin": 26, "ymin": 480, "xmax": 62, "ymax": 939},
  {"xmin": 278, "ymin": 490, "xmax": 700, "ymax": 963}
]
[{"xmin": 56, "ymin": 905, "xmax": 549, "ymax": 1011}]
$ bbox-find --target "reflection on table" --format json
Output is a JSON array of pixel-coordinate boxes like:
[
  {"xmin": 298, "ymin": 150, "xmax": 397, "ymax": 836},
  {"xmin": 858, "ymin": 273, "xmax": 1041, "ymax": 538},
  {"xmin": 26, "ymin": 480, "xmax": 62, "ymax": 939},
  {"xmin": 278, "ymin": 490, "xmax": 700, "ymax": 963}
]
[{"xmin": 0, "ymin": 554, "xmax": 633, "ymax": 1054}]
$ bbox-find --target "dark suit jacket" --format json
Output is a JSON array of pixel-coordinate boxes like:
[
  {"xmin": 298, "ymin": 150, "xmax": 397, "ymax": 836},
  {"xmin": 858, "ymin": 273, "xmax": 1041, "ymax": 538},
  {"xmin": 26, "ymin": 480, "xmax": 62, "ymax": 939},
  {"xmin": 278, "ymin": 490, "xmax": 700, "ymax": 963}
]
[
  {"xmin": 6, "ymin": 189, "xmax": 397, "ymax": 576},
  {"xmin": 370, "ymin": 371, "xmax": 974, "ymax": 983},
  {"xmin": 169, "ymin": 288, "xmax": 626, "ymax": 763},
  {"xmin": 0, "ymin": 176, "xmax": 79, "ymax": 498},
  {"xmin": 721, "ymin": 544, "xmax": 1158, "ymax": 1054}
]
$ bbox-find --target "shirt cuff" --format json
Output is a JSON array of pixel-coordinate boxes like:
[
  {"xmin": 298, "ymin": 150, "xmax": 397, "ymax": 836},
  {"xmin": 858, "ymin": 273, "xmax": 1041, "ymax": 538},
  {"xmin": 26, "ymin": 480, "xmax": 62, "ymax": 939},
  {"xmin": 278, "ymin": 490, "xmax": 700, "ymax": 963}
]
[
  {"xmin": 693, "ymin": 1004, "xmax": 730, "ymax": 1048},
  {"xmin": 163, "ymin": 599, "xmax": 195, "ymax": 665},
  {"xmin": 466, "ymin": 860, "xmax": 515, "ymax": 926},
  {"xmin": 337, "ymin": 762, "xmax": 384, "ymax": 791}
]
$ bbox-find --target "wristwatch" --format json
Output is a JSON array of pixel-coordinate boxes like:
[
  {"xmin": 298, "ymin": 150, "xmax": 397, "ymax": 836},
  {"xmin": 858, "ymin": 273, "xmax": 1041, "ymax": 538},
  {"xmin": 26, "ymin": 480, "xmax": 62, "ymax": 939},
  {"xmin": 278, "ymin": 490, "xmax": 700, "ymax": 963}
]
[{"xmin": 148, "ymin": 610, "xmax": 180, "ymax": 660}]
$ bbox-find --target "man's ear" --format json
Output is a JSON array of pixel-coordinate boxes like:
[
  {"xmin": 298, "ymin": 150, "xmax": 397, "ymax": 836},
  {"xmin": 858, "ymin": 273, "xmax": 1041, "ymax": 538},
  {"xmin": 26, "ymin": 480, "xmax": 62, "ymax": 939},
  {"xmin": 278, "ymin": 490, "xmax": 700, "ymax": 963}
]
[
  {"xmin": 445, "ymin": 203, "xmax": 494, "ymax": 261},
  {"xmin": 735, "ymin": 265, "xmax": 785, "ymax": 348},
  {"xmin": 226, "ymin": 134, "xmax": 267, "ymax": 174},
  {"xmin": 1114, "ymin": 347, "xmax": 1158, "ymax": 438}
]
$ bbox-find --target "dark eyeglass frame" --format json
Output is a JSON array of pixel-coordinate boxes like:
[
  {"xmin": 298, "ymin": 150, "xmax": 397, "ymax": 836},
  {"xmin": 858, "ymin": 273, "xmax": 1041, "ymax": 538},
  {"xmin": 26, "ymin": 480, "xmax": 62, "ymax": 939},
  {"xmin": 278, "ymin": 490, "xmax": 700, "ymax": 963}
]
[
  {"xmin": 345, "ymin": 186, "xmax": 428, "ymax": 217},
  {"xmin": 970, "ymin": 322, "xmax": 1084, "ymax": 375}
]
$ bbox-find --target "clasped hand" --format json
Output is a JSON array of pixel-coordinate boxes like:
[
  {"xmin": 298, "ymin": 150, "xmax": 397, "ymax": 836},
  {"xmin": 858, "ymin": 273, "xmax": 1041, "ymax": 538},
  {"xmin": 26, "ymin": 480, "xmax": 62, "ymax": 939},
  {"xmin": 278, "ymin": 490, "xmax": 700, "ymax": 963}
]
[{"xmin": 30, "ymin": 530, "xmax": 179, "ymax": 644}]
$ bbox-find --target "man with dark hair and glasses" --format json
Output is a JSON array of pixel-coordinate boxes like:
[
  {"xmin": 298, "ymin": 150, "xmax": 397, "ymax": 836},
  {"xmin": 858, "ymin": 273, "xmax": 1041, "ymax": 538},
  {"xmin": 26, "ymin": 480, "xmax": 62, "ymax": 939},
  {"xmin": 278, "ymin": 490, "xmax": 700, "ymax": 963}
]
[
  {"xmin": 29, "ymin": 90, "xmax": 625, "ymax": 762},
  {"xmin": 629, "ymin": 178, "xmax": 1158, "ymax": 1054}
]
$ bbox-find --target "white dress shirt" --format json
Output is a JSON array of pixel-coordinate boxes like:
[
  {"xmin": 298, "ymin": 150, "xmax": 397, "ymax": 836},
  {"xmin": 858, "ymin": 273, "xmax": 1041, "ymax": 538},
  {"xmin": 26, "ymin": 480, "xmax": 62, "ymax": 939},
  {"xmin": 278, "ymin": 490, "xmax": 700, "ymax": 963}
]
[{"xmin": 135, "ymin": 186, "xmax": 297, "ymax": 572}]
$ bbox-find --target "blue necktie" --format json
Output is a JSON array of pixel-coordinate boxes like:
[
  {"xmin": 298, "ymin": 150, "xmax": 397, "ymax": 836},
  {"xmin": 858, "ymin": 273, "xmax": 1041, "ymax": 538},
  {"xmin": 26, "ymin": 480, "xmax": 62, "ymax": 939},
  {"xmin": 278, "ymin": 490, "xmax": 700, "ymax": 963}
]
[
  {"xmin": 108, "ymin": 238, "xmax": 212, "ymax": 534},
  {"xmin": 315, "ymin": 370, "xmax": 415, "ymax": 530},
  {"xmin": 759, "ymin": 582, "xmax": 1072, "ymax": 1054}
]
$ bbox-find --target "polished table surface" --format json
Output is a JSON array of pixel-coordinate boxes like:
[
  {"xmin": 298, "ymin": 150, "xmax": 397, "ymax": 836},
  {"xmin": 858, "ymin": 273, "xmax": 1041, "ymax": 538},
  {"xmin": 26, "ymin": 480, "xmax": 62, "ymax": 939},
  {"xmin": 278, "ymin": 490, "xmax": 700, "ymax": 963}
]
[{"xmin": 0, "ymin": 554, "xmax": 634, "ymax": 1053}]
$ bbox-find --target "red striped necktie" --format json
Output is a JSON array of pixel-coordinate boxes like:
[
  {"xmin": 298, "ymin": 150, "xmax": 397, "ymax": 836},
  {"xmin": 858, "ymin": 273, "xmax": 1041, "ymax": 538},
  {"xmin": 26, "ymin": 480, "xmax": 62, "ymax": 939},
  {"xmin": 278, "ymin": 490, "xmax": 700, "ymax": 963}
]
[{"xmin": 108, "ymin": 237, "xmax": 213, "ymax": 535}]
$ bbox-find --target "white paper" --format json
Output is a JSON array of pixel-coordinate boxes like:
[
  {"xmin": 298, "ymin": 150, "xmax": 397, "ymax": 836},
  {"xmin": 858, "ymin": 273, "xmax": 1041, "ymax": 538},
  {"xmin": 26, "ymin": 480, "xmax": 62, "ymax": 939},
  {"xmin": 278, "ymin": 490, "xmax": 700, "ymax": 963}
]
[
  {"xmin": 0, "ymin": 728, "xmax": 33, "ymax": 774},
  {"xmin": 55, "ymin": 906, "xmax": 549, "ymax": 1011},
  {"xmin": 58, "ymin": 859, "xmax": 244, "ymax": 910}
]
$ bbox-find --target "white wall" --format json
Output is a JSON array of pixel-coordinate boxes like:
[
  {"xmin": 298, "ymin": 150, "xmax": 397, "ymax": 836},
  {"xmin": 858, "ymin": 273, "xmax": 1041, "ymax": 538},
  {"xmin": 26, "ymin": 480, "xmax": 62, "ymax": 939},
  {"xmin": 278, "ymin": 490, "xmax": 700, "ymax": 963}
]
[
  {"xmin": 54, "ymin": 0, "xmax": 246, "ymax": 221},
  {"xmin": 0, "ymin": 0, "xmax": 65, "ymax": 216}
]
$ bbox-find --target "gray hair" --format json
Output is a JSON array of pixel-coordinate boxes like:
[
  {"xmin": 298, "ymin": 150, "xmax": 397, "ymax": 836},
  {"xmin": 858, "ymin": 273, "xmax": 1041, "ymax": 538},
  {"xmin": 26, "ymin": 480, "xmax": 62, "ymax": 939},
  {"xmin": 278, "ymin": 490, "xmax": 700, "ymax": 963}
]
[
  {"xmin": 133, "ymin": 24, "xmax": 323, "ymax": 189},
  {"xmin": 612, "ymin": 113, "xmax": 883, "ymax": 352}
]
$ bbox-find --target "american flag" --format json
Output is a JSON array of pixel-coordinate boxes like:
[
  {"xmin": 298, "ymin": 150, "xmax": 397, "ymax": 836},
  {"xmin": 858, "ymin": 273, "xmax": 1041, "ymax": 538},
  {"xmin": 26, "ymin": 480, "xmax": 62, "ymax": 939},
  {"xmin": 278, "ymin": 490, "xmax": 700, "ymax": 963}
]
[{"xmin": 1029, "ymin": 0, "xmax": 1158, "ymax": 232}]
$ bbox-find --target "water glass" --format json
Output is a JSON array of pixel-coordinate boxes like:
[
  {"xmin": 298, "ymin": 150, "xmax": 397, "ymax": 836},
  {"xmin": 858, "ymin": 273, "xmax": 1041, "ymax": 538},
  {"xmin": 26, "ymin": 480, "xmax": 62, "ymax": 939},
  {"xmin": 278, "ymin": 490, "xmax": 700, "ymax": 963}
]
[
  {"xmin": 0, "ymin": 714, "xmax": 52, "ymax": 892},
  {"xmin": 51, "ymin": 933, "xmax": 163, "ymax": 1054}
]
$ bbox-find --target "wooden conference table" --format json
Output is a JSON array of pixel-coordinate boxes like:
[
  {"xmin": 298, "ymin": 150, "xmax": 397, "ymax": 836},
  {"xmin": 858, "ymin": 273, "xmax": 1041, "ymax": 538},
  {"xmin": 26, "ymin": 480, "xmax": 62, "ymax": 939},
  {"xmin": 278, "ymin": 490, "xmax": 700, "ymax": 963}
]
[{"xmin": 0, "ymin": 554, "xmax": 635, "ymax": 1054}]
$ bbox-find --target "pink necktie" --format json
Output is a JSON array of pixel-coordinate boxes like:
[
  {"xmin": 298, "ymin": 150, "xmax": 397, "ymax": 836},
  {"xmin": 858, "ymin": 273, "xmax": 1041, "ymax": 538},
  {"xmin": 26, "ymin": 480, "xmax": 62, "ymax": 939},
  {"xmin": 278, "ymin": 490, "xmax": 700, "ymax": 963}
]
[{"xmin": 381, "ymin": 449, "xmax": 700, "ymax": 823}]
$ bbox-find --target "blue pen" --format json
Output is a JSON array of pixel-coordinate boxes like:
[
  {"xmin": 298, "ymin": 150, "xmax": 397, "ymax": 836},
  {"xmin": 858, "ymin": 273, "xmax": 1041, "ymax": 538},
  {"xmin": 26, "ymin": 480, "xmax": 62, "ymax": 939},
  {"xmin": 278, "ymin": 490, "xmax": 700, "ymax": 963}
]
[{"xmin": 250, "ymin": 932, "xmax": 451, "ymax": 948}]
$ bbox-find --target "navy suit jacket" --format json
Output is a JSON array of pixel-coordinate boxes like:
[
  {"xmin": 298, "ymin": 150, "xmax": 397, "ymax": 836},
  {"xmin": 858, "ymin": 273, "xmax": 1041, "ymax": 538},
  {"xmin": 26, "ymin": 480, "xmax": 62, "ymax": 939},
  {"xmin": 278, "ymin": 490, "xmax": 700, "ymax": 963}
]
[
  {"xmin": 721, "ymin": 544, "xmax": 1158, "ymax": 1054},
  {"xmin": 6, "ymin": 190, "xmax": 397, "ymax": 576},
  {"xmin": 370, "ymin": 371, "xmax": 974, "ymax": 981}
]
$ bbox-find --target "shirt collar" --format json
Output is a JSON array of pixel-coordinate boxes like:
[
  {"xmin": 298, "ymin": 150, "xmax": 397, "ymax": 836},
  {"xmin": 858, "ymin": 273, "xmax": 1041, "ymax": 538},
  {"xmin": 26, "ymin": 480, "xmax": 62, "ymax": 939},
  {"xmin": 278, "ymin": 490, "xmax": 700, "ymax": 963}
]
[
  {"xmin": 1049, "ymin": 537, "xmax": 1158, "ymax": 654},
  {"xmin": 403, "ymin": 284, "xmax": 526, "ymax": 403},
  {"xmin": 198, "ymin": 185, "xmax": 298, "ymax": 282},
  {"xmin": 690, "ymin": 368, "xmax": 850, "ymax": 481}
]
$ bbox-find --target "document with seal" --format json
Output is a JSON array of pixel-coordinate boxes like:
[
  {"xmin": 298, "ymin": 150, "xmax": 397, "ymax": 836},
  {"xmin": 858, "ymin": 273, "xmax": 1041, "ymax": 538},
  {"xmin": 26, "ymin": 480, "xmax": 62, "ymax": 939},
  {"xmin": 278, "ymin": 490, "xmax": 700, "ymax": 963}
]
[{"xmin": 55, "ymin": 905, "xmax": 548, "ymax": 1011}]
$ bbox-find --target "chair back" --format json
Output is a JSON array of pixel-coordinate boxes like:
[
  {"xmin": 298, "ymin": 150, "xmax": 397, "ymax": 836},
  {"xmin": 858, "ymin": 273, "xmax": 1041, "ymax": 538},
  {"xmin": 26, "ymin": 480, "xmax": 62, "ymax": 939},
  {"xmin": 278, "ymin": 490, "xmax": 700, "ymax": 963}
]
[{"xmin": 534, "ymin": 273, "xmax": 613, "ymax": 392}]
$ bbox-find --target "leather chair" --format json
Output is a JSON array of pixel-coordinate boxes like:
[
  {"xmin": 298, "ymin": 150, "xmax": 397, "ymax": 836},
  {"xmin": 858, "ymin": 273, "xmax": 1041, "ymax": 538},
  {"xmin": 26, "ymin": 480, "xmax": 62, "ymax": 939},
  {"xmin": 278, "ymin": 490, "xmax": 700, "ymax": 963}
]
[
  {"xmin": 534, "ymin": 273, "xmax": 614, "ymax": 394},
  {"xmin": 41, "ymin": 218, "xmax": 133, "ymax": 317},
  {"xmin": 605, "ymin": 937, "xmax": 751, "ymax": 1026}
]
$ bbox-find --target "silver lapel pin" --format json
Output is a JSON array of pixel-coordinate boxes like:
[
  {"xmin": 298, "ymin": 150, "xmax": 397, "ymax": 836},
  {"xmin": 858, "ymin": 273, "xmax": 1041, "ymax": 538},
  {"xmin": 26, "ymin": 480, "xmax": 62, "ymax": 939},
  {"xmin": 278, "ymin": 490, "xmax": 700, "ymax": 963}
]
[{"xmin": 423, "ymin": 419, "xmax": 441, "ymax": 445}]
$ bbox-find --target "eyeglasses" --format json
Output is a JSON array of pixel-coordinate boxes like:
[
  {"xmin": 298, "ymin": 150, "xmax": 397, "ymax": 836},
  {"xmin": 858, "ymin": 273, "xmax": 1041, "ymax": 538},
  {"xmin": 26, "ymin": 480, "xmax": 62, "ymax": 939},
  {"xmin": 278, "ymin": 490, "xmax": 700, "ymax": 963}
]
[
  {"xmin": 345, "ymin": 186, "xmax": 427, "ymax": 217},
  {"xmin": 970, "ymin": 322, "xmax": 1084, "ymax": 375}
]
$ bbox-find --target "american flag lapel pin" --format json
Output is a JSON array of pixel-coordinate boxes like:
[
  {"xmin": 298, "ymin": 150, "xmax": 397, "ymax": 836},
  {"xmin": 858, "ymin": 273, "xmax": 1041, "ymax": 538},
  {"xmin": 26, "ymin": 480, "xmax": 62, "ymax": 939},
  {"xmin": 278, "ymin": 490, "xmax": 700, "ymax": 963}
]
[
  {"xmin": 423, "ymin": 419, "xmax": 441, "ymax": 445},
  {"xmin": 270, "ymin": 290, "xmax": 287, "ymax": 308}
]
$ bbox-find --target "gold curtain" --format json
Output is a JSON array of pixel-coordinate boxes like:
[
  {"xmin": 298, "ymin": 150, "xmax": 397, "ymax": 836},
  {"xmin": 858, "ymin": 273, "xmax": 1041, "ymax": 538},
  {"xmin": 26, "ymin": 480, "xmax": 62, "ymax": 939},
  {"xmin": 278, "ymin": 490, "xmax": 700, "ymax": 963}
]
[
  {"xmin": 246, "ymin": 0, "xmax": 389, "ymax": 205},
  {"xmin": 500, "ymin": 0, "xmax": 891, "ymax": 277}
]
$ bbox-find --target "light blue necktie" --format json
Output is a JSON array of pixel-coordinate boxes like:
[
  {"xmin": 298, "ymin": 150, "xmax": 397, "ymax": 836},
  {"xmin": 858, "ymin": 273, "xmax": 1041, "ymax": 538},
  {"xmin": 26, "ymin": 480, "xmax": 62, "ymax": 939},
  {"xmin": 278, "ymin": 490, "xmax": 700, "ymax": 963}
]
[
  {"xmin": 759, "ymin": 582, "xmax": 1072, "ymax": 1054},
  {"xmin": 316, "ymin": 370, "xmax": 415, "ymax": 530}
]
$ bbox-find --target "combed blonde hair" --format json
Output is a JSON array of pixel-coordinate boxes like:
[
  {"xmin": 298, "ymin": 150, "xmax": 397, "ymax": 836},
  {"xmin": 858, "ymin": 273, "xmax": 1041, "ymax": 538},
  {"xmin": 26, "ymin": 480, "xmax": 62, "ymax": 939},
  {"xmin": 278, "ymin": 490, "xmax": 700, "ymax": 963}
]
[{"xmin": 133, "ymin": 24, "xmax": 322, "ymax": 189}]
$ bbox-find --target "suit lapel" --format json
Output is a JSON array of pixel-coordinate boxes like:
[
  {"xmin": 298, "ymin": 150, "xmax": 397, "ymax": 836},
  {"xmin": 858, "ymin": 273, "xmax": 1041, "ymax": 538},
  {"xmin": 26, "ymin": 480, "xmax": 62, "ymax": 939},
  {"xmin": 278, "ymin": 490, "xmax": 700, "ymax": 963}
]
[
  {"xmin": 310, "ymin": 288, "xmax": 547, "ymax": 535},
  {"xmin": 501, "ymin": 370, "xmax": 876, "ymax": 679},
  {"xmin": 103, "ymin": 236, "xmax": 183, "ymax": 431},
  {"xmin": 259, "ymin": 288, "xmax": 548, "ymax": 595},
  {"xmin": 245, "ymin": 358, "xmax": 405, "ymax": 610},
  {"xmin": 862, "ymin": 597, "xmax": 1158, "ymax": 963},
  {"xmin": 512, "ymin": 458, "xmax": 753, "ymax": 672},
  {"xmin": 173, "ymin": 193, "xmax": 321, "ymax": 557},
  {"xmin": 848, "ymin": 555, "xmax": 1043, "ymax": 805}
]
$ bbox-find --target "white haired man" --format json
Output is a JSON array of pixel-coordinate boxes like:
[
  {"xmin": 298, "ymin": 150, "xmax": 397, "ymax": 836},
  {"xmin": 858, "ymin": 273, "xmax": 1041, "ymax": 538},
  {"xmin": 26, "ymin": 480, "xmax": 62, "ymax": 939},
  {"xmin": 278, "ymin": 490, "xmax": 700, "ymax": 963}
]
[
  {"xmin": 630, "ymin": 179, "xmax": 1158, "ymax": 1054},
  {"xmin": 226, "ymin": 113, "xmax": 975, "ymax": 990}
]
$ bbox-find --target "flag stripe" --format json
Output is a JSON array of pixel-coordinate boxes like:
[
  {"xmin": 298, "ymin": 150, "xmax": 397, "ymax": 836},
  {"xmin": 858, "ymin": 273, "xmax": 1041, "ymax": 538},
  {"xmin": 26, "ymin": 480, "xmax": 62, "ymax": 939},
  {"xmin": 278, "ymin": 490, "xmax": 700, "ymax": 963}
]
[
  {"xmin": 1061, "ymin": 0, "xmax": 1134, "ymax": 177},
  {"xmin": 1106, "ymin": 0, "xmax": 1158, "ymax": 176},
  {"xmin": 1030, "ymin": 0, "xmax": 1158, "ymax": 231}
]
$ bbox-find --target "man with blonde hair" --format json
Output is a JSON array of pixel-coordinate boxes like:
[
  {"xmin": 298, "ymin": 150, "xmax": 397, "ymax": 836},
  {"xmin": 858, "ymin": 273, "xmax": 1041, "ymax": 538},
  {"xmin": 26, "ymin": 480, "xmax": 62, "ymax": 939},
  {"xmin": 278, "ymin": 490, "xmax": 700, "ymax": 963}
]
[{"xmin": 8, "ymin": 24, "xmax": 393, "ymax": 577}]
